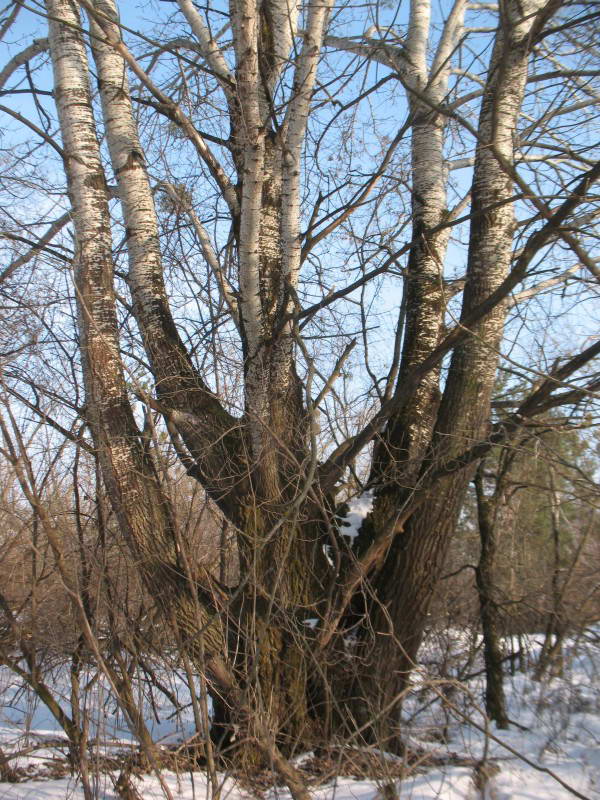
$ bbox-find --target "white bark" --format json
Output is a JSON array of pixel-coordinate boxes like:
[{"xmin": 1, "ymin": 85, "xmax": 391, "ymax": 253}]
[
  {"xmin": 230, "ymin": 0, "xmax": 272, "ymax": 462},
  {"xmin": 436, "ymin": 0, "xmax": 549, "ymax": 448},
  {"xmin": 86, "ymin": 0, "xmax": 244, "ymax": 518},
  {"xmin": 232, "ymin": 0, "xmax": 265, "ymax": 358},
  {"xmin": 326, "ymin": 3, "xmax": 466, "ymax": 471},
  {"xmin": 89, "ymin": 0, "xmax": 237, "ymax": 357},
  {"xmin": 405, "ymin": 0, "xmax": 430, "ymax": 89},
  {"xmin": 392, "ymin": 0, "xmax": 466, "ymax": 466},
  {"xmin": 46, "ymin": 0, "xmax": 232, "ymax": 687},
  {"xmin": 430, "ymin": 0, "xmax": 467, "ymax": 100},
  {"xmin": 79, "ymin": 0, "xmax": 238, "ymax": 216},
  {"xmin": 323, "ymin": 34, "xmax": 413, "ymax": 77},
  {"xmin": 176, "ymin": 0, "xmax": 235, "ymax": 88},
  {"xmin": 0, "ymin": 38, "xmax": 48, "ymax": 90},
  {"xmin": 263, "ymin": 0, "xmax": 300, "ymax": 89},
  {"xmin": 280, "ymin": 0, "xmax": 333, "ymax": 295},
  {"xmin": 45, "ymin": 0, "xmax": 168, "ymax": 531},
  {"xmin": 87, "ymin": 0, "xmax": 165, "ymax": 350},
  {"xmin": 45, "ymin": 0, "xmax": 118, "ymax": 404}
]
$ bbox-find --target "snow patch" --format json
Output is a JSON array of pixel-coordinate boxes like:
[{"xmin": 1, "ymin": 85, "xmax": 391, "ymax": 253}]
[
  {"xmin": 339, "ymin": 491, "xmax": 373, "ymax": 541},
  {"xmin": 2, "ymin": 630, "xmax": 600, "ymax": 799}
]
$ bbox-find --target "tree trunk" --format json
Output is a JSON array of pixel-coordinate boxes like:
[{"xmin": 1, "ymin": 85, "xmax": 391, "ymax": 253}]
[
  {"xmin": 13, "ymin": 0, "xmax": 597, "ymax": 778},
  {"xmin": 351, "ymin": 0, "xmax": 550, "ymax": 744},
  {"xmin": 364, "ymin": 0, "xmax": 464, "ymax": 504},
  {"xmin": 81, "ymin": 0, "xmax": 334, "ymax": 761},
  {"xmin": 474, "ymin": 463, "xmax": 509, "ymax": 729},
  {"xmin": 47, "ymin": 0, "xmax": 233, "ymax": 718},
  {"xmin": 536, "ymin": 470, "xmax": 565, "ymax": 679}
]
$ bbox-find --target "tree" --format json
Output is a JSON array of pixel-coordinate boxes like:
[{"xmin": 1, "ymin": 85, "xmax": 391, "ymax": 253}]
[
  {"xmin": 1, "ymin": 0, "xmax": 599, "ymax": 771},
  {"xmin": 469, "ymin": 417, "xmax": 599, "ymax": 723}
]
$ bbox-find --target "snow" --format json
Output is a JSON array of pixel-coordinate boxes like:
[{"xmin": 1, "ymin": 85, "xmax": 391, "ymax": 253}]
[
  {"xmin": 339, "ymin": 492, "xmax": 373, "ymax": 541},
  {"xmin": 1, "ymin": 631, "xmax": 600, "ymax": 799}
]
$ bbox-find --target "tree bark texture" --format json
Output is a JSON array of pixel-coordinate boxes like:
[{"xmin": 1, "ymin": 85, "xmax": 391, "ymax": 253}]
[
  {"xmin": 37, "ymin": 0, "xmax": 596, "ymax": 764},
  {"xmin": 368, "ymin": 0, "xmax": 465, "ymax": 493},
  {"xmin": 352, "ymin": 0, "xmax": 550, "ymax": 743},
  {"xmin": 48, "ymin": 0, "xmax": 335, "ymax": 759},
  {"xmin": 46, "ymin": 0, "xmax": 232, "ymax": 708}
]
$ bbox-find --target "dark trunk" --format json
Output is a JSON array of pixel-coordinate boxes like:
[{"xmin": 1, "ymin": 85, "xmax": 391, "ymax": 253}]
[
  {"xmin": 535, "ymin": 473, "xmax": 565, "ymax": 680},
  {"xmin": 474, "ymin": 463, "xmax": 509, "ymax": 729},
  {"xmin": 346, "ymin": 0, "xmax": 538, "ymax": 739}
]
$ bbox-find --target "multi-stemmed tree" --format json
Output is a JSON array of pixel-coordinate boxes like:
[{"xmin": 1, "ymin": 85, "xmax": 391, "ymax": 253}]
[{"xmin": 1, "ymin": 0, "xmax": 599, "ymax": 769}]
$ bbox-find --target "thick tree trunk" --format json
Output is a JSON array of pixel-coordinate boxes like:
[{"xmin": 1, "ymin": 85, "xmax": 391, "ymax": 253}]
[
  {"xmin": 86, "ymin": 0, "xmax": 333, "ymax": 759},
  {"xmin": 224, "ymin": 0, "xmax": 334, "ymax": 756},
  {"xmin": 30, "ymin": 0, "xmax": 597, "ymax": 776},
  {"xmin": 87, "ymin": 0, "xmax": 247, "ymax": 523},
  {"xmin": 366, "ymin": 0, "xmax": 464, "ymax": 499},
  {"xmin": 351, "ymin": 0, "xmax": 549, "ymax": 744},
  {"xmin": 46, "ymin": 0, "xmax": 232, "ymax": 709}
]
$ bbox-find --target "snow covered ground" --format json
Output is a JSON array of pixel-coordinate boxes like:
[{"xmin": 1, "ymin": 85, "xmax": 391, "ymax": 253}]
[{"xmin": 1, "ymin": 630, "xmax": 599, "ymax": 799}]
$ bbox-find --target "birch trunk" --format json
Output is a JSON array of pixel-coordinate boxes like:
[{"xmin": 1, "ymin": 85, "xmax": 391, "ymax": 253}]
[
  {"xmin": 84, "ymin": 0, "xmax": 324, "ymax": 757},
  {"xmin": 87, "ymin": 0, "xmax": 246, "ymax": 524},
  {"xmin": 25, "ymin": 0, "xmax": 597, "ymax": 768},
  {"xmin": 227, "ymin": 0, "xmax": 335, "ymax": 755}
]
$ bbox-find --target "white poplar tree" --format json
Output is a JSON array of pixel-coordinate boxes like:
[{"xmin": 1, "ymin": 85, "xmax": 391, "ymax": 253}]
[{"xmin": 0, "ymin": 0, "xmax": 598, "ymax": 767}]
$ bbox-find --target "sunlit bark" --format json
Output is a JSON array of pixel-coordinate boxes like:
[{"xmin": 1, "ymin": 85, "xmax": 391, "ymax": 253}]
[
  {"xmin": 354, "ymin": 0, "xmax": 553, "ymax": 743},
  {"xmin": 87, "ymin": 0, "xmax": 246, "ymax": 521},
  {"xmin": 26, "ymin": 0, "xmax": 598, "ymax": 765},
  {"xmin": 368, "ymin": 0, "xmax": 466, "ymax": 498},
  {"xmin": 46, "ymin": 0, "xmax": 230, "ymax": 693}
]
